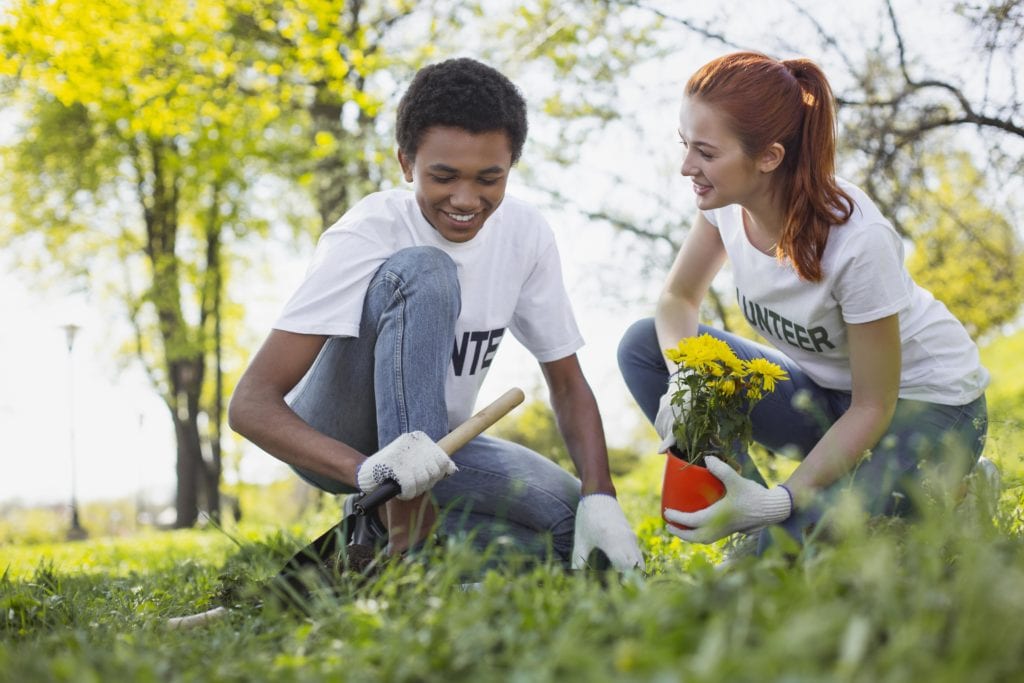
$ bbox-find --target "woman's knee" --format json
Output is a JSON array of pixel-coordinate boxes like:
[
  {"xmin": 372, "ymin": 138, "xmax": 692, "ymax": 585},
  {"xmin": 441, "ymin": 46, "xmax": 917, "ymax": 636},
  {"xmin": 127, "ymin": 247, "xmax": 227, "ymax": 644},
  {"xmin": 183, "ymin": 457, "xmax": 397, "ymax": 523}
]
[{"xmin": 617, "ymin": 318, "xmax": 658, "ymax": 370}]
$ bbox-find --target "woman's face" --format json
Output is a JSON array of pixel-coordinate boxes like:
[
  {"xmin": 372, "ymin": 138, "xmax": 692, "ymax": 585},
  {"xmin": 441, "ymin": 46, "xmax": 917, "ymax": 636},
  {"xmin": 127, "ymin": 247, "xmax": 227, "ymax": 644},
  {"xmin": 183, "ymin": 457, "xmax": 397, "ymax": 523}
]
[{"xmin": 677, "ymin": 97, "xmax": 770, "ymax": 210}]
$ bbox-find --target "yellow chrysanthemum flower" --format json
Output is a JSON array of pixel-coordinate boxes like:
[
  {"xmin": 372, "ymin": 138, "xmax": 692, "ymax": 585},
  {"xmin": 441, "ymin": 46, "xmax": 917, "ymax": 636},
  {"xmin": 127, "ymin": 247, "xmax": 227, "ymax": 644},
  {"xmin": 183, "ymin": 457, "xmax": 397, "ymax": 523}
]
[
  {"xmin": 715, "ymin": 377, "xmax": 737, "ymax": 396},
  {"xmin": 745, "ymin": 357, "xmax": 789, "ymax": 392},
  {"xmin": 702, "ymin": 335, "xmax": 741, "ymax": 365},
  {"xmin": 669, "ymin": 334, "xmax": 742, "ymax": 374}
]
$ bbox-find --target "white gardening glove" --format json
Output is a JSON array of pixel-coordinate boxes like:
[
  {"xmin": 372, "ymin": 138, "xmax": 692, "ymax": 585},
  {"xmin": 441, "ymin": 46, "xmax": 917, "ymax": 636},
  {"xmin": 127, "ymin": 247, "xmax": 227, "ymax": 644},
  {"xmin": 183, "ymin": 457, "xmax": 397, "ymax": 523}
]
[
  {"xmin": 664, "ymin": 455, "xmax": 793, "ymax": 544},
  {"xmin": 654, "ymin": 386, "xmax": 687, "ymax": 454},
  {"xmin": 571, "ymin": 494, "xmax": 645, "ymax": 571},
  {"xmin": 356, "ymin": 431, "xmax": 458, "ymax": 501}
]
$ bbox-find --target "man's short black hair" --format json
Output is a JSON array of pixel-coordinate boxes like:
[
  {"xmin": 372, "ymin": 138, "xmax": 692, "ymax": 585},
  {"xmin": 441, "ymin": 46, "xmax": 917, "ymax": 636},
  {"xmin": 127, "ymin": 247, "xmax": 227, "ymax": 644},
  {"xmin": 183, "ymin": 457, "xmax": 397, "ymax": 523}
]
[{"xmin": 396, "ymin": 58, "xmax": 528, "ymax": 164}]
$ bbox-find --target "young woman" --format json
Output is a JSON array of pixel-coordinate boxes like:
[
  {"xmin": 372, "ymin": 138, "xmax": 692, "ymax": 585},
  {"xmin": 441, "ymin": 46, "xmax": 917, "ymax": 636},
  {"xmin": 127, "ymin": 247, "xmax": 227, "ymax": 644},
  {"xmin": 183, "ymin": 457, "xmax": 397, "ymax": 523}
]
[{"xmin": 617, "ymin": 51, "xmax": 990, "ymax": 550}]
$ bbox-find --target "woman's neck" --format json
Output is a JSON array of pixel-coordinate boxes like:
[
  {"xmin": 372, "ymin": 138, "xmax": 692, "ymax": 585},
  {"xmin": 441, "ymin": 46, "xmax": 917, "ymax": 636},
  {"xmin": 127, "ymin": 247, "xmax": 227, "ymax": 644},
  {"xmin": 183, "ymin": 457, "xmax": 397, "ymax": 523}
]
[{"xmin": 741, "ymin": 194, "xmax": 786, "ymax": 256}]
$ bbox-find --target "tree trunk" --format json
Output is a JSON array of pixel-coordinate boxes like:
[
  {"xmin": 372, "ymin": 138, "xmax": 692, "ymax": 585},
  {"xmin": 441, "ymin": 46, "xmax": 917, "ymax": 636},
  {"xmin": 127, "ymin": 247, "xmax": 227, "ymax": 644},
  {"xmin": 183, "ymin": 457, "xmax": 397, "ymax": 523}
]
[
  {"xmin": 136, "ymin": 137, "xmax": 222, "ymax": 528},
  {"xmin": 170, "ymin": 357, "xmax": 209, "ymax": 528}
]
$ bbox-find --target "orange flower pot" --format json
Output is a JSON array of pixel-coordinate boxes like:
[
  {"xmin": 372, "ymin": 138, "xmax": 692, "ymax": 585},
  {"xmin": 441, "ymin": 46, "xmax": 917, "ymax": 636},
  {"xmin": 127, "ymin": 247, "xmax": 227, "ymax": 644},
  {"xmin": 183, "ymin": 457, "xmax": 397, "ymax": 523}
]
[{"xmin": 661, "ymin": 452, "xmax": 726, "ymax": 530}]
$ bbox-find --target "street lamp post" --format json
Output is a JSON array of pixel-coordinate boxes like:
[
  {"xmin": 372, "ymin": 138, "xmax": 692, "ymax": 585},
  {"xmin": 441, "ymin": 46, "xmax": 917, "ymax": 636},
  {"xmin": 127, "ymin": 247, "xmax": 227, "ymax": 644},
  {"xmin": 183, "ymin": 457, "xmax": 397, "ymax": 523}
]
[{"xmin": 62, "ymin": 323, "xmax": 88, "ymax": 541}]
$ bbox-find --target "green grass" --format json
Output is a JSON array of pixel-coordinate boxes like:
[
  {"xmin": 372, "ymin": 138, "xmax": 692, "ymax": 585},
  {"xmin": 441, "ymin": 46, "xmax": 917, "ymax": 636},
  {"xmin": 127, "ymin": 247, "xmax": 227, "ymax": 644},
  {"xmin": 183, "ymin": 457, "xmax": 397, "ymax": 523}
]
[{"xmin": 3, "ymin": 455, "xmax": 1023, "ymax": 683}]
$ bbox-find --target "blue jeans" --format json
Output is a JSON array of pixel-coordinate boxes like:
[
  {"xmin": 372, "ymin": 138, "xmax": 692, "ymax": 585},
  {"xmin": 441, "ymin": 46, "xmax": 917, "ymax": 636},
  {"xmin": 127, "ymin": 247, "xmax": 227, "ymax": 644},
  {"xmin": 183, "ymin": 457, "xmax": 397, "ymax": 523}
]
[
  {"xmin": 618, "ymin": 318, "xmax": 988, "ymax": 550},
  {"xmin": 287, "ymin": 247, "xmax": 579, "ymax": 562}
]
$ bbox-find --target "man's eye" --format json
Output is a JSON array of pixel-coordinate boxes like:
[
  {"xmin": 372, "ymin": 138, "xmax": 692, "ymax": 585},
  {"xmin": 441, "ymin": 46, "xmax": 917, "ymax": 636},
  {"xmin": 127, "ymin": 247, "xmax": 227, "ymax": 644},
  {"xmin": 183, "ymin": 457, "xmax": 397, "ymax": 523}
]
[
  {"xmin": 431, "ymin": 175, "xmax": 455, "ymax": 183},
  {"xmin": 478, "ymin": 177, "xmax": 500, "ymax": 186}
]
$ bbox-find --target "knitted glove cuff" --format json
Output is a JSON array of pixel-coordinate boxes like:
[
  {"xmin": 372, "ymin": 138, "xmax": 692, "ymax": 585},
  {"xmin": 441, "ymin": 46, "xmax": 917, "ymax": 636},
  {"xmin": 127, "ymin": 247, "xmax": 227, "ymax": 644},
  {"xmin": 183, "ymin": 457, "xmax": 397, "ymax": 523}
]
[{"xmin": 763, "ymin": 485, "xmax": 794, "ymax": 525}]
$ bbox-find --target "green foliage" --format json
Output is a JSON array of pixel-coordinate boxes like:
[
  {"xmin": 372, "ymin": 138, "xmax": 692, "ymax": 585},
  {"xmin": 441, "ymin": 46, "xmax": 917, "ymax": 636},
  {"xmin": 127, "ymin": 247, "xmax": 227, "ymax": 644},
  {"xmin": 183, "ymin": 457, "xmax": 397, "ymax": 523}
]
[
  {"xmin": 905, "ymin": 153, "xmax": 1023, "ymax": 338},
  {"xmin": 980, "ymin": 328, "xmax": 1024, "ymax": 489},
  {"xmin": 0, "ymin": 0, "xmax": 457, "ymax": 525},
  {"xmin": 1, "ymin": 453, "xmax": 1023, "ymax": 682}
]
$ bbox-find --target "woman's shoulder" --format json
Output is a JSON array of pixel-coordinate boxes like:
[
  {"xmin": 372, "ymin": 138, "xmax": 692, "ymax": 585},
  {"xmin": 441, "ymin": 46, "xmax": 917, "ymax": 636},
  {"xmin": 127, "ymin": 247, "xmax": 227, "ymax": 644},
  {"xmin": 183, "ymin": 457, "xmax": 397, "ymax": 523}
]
[
  {"xmin": 700, "ymin": 204, "xmax": 743, "ymax": 230},
  {"xmin": 825, "ymin": 181, "xmax": 904, "ymax": 270},
  {"xmin": 835, "ymin": 177, "xmax": 888, "ymax": 226}
]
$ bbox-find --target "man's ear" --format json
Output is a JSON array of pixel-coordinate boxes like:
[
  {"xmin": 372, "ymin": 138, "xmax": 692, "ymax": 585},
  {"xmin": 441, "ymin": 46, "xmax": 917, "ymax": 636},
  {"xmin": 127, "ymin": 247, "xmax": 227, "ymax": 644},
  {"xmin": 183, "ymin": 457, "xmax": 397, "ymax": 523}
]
[
  {"xmin": 397, "ymin": 149, "xmax": 414, "ymax": 182},
  {"xmin": 758, "ymin": 143, "xmax": 785, "ymax": 174}
]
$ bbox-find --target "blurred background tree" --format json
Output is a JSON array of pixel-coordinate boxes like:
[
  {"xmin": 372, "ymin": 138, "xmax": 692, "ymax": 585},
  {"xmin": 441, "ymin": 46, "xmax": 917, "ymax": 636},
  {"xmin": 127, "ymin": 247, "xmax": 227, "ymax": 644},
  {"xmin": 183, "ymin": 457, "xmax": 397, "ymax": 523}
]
[
  {"xmin": 0, "ymin": 0, "xmax": 475, "ymax": 526},
  {"xmin": 505, "ymin": 0, "xmax": 1024, "ymax": 334}
]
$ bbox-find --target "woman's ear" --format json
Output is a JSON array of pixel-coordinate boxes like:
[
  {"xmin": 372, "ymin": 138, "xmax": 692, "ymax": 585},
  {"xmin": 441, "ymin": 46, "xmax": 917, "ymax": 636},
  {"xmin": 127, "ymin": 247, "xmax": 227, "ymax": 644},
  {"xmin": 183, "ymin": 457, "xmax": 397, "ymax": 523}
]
[
  {"xmin": 397, "ymin": 149, "xmax": 414, "ymax": 182},
  {"xmin": 758, "ymin": 143, "xmax": 785, "ymax": 173}
]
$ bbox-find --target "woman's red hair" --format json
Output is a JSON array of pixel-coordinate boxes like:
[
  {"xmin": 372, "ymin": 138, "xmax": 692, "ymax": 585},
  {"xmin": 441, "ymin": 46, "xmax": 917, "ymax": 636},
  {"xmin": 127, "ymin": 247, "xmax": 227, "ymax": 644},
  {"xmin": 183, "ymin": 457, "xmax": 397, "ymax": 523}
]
[{"xmin": 686, "ymin": 52, "xmax": 853, "ymax": 281}]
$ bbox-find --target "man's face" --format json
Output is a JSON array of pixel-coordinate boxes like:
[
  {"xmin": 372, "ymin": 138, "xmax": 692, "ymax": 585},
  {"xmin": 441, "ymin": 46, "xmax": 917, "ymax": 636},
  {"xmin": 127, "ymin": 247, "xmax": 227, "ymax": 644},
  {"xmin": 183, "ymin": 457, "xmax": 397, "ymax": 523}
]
[{"xmin": 398, "ymin": 126, "xmax": 513, "ymax": 243}]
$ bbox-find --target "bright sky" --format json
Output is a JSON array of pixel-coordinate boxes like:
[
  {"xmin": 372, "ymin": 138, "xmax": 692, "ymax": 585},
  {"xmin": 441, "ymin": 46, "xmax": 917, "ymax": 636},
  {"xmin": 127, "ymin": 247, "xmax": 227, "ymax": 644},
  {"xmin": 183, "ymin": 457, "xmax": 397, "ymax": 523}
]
[{"xmin": 2, "ymin": 1, "xmax": 1015, "ymax": 508}]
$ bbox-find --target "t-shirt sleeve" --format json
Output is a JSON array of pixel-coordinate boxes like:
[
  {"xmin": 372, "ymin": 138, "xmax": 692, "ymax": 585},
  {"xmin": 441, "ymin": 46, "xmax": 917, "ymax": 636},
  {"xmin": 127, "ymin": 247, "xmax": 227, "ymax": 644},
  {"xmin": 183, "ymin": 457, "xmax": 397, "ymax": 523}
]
[
  {"xmin": 832, "ymin": 222, "xmax": 912, "ymax": 324},
  {"xmin": 274, "ymin": 228, "xmax": 389, "ymax": 337},
  {"xmin": 700, "ymin": 208, "xmax": 722, "ymax": 227},
  {"xmin": 508, "ymin": 233, "xmax": 584, "ymax": 363}
]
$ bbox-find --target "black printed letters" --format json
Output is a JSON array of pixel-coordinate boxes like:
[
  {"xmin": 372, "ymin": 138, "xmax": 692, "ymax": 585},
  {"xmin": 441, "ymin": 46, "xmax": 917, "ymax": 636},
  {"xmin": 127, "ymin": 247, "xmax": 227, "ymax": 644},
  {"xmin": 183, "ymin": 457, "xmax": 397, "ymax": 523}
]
[{"xmin": 451, "ymin": 328, "xmax": 505, "ymax": 375}]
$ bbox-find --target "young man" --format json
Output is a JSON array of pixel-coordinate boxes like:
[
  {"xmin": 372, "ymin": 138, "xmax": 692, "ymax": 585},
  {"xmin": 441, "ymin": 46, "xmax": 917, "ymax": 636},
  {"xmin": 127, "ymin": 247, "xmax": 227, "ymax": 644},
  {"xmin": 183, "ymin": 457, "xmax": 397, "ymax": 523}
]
[{"xmin": 229, "ymin": 58, "xmax": 643, "ymax": 571}]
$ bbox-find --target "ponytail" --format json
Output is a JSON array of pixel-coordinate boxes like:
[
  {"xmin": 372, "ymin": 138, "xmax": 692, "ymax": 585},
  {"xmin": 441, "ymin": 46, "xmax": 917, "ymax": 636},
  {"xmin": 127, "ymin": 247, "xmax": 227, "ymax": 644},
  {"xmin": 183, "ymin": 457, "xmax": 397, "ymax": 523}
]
[
  {"xmin": 778, "ymin": 59, "xmax": 853, "ymax": 281},
  {"xmin": 686, "ymin": 53, "xmax": 853, "ymax": 281}
]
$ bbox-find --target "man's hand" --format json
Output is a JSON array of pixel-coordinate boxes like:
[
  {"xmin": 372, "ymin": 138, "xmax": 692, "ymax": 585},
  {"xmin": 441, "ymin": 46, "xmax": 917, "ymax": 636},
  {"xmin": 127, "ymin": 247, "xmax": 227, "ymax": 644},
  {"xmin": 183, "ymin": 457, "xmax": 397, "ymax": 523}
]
[
  {"xmin": 654, "ymin": 387, "xmax": 685, "ymax": 454},
  {"xmin": 664, "ymin": 456, "xmax": 792, "ymax": 544},
  {"xmin": 571, "ymin": 494, "xmax": 645, "ymax": 571},
  {"xmin": 356, "ymin": 431, "xmax": 458, "ymax": 501}
]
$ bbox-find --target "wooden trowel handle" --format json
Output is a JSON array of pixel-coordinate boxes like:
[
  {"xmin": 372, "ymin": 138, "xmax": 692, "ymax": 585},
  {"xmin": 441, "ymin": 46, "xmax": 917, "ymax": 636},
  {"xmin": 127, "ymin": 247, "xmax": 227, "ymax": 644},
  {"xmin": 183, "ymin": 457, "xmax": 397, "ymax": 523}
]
[
  {"xmin": 437, "ymin": 387, "xmax": 525, "ymax": 455},
  {"xmin": 356, "ymin": 388, "xmax": 525, "ymax": 512}
]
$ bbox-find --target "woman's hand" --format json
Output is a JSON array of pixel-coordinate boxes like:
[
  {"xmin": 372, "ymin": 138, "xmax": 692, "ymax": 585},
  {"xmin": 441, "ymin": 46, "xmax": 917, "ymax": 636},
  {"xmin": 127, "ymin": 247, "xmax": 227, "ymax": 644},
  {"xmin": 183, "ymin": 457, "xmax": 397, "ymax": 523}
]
[{"xmin": 664, "ymin": 456, "xmax": 792, "ymax": 543}]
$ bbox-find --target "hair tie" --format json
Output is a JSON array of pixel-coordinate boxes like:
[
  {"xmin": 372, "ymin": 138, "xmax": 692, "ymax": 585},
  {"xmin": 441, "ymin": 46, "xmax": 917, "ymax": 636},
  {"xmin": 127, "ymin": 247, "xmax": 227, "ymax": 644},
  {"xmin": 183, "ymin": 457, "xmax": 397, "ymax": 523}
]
[{"xmin": 783, "ymin": 61, "xmax": 816, "ymax": 106}]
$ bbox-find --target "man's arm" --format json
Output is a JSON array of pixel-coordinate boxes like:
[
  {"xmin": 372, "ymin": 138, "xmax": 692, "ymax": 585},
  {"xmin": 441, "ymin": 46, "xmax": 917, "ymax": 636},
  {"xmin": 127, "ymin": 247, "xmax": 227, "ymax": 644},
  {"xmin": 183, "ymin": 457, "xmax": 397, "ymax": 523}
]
[
  {"xmin": 228, "ymin": 329, "xmax": 367, "ymax": 487},
  {"xmin": 543, "ymin": 353, "xmax": 645, "ymax": 570},
  {"xmin": 540, "ymin": 353, "xmax": 615, "ymax": 496}
]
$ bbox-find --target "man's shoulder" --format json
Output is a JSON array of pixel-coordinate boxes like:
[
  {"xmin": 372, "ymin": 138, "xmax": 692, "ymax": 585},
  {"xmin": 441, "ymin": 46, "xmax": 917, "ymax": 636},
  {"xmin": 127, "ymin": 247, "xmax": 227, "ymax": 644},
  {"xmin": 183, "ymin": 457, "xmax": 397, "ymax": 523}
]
[
  {"xmin": 343, "ymin": 189, "xmax": 413, "ymax": 221},
  {"xmin": 320, "ymin": 189, "xmax": 414, "ymax": 240},
  {"xmin": 492, "ymin": 194, "xmax": 554, "ymax": 245},
  {"xmin": 497, "ymin": 193, "xmax": 546, "ymax": 221}
]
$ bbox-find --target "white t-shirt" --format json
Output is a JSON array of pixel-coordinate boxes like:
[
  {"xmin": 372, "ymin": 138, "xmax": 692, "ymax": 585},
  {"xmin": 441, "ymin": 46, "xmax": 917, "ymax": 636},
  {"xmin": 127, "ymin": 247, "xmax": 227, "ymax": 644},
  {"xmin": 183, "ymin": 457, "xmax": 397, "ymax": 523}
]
[
  {"xmin": 703, "ymin": 180, "xmax": 989, "ymax": 405},
  {"xmin": 275, "ymin": 189, "xmax": 584, "ymax": 425}
]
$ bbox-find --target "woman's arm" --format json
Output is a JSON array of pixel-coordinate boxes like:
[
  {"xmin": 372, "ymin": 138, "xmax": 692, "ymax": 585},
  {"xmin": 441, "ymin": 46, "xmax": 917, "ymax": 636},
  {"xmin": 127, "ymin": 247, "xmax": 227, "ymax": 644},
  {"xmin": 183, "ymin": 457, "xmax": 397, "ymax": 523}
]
[
  {"xmin": 655, "ymin": 211, "xmax": 728, "ymax": 369},
  {"xmin": 228, "ymin": 330, "xmax": 367, "ymax": 487},
  {"xmin": 540, "ymin": 354, "xmax": 615, "ymax": 496},
  {"xmin": 782, "ymin": 314, "xmax": 901, "ymax": 502}
]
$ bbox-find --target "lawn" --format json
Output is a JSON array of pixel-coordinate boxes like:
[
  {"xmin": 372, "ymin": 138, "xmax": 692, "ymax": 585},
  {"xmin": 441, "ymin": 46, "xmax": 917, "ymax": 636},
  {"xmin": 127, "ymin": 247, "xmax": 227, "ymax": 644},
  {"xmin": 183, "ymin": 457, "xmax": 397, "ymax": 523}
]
[{"xmin": 3, "ymin": 449, "xmax": 1023, "ymax": 683}]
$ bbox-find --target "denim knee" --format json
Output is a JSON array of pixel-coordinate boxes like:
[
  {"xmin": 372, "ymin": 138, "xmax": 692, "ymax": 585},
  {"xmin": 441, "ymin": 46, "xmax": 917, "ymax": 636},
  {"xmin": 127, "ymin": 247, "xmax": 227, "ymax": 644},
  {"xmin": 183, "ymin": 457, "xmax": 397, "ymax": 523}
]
[
  {"xmin": 617, "ymin": 318, "xmax": 666, "ymax": 422},
  {"xmin": 617, "ymin": 318, "xmax": 657, "ymax": 371},
  {"xmin": 381, "ymin": 246, "xmax": 457, "ymax": 285}
]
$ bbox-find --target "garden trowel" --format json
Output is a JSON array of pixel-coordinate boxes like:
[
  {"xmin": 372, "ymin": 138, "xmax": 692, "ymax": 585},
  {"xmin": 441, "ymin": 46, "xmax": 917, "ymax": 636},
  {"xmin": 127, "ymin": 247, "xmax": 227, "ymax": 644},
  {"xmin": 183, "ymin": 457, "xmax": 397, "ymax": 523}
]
[{"xmin": 168, "ymin": 388, "xmax": 525, "ymax": 627}]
